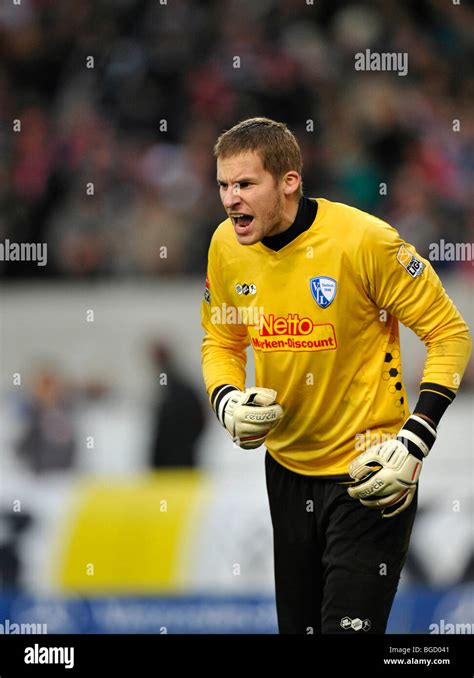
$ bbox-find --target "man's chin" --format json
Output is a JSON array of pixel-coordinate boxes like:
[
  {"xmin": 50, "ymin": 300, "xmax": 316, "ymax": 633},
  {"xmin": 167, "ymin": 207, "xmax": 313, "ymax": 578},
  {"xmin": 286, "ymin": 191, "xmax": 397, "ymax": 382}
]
[
  {"xmin": 234, "ymin": 228, "xmax": 260, "ymax": 246},
  {"xmin": 236, "ymin": 235, "xmax": 259, "ymax": 246}
]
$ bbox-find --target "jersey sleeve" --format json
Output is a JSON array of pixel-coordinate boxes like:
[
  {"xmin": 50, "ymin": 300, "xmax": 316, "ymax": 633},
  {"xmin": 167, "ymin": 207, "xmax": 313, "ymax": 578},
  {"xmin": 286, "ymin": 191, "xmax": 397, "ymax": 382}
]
[
  {"xmin": 201, "ymin": 232, "xmax": 249, "ymax": 397},
  {"xmin": 358, "ymin": 216, "xmax": 472, "ymax": 395}
]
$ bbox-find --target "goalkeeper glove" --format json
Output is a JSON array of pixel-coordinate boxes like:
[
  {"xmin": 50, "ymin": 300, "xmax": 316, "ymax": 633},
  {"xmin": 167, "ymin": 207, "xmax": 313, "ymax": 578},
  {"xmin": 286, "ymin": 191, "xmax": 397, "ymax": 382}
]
[
  {"xmin": 347, "ymin": 414, "xmax": 437, "ymax": 518},
  {"xmin": 213, "ymin": 385, "xmax": 284, "ymax": 450}
]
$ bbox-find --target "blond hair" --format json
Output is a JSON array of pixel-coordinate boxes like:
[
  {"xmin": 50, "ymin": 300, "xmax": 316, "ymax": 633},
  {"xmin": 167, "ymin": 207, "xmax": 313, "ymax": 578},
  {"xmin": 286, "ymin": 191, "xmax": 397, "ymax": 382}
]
[{"xmin": 214, "ymin": 117, "xmax": 303, "ymax": 198}]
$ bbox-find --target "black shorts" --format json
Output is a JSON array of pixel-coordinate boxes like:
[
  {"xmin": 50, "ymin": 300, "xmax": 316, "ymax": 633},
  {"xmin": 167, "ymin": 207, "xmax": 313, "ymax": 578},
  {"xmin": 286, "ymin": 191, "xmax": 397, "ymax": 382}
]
[{"xmin": 265, "ymin": 451, "xmax": 418, "ymax": 634}]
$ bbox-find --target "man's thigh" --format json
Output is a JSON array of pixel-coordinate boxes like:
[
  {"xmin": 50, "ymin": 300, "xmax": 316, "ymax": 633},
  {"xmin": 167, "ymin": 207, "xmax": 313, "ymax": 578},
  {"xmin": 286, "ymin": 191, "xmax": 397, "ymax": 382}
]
[
  {"xmin": 320, "ymin": 484, "xmax": 418, "ymax": 633},
  {"xmin": 265, "ymin": 452, "xmax": 324, "ymax": 633}
]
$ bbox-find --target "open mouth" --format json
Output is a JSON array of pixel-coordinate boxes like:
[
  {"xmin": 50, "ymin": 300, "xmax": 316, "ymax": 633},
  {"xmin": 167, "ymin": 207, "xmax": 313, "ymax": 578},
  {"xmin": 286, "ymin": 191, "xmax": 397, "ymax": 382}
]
[{"xmin": 230, "ymin": 214, "xmax": 254, "ymax": 229}]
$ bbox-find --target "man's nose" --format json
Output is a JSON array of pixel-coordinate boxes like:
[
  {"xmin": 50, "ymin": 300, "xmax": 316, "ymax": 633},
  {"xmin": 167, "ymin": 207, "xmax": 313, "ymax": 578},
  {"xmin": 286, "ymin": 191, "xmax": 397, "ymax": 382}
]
[{"xmin": 222, "ymin": 185, "xmax": 241, "ymax": 209}]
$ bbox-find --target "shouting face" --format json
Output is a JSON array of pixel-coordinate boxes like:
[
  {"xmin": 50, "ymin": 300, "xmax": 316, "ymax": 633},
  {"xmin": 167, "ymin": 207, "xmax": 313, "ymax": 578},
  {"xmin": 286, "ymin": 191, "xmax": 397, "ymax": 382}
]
[{"xmin": 217, "ymin": 152, "xmax": 301, "ymax": 245}]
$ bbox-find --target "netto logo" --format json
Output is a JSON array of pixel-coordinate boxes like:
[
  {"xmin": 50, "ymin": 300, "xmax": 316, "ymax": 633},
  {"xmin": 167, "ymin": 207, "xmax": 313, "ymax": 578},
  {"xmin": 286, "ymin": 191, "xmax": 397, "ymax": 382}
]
[{"xmin": 260, "ymin": 313, "xmax": 315, "ymax": 337}]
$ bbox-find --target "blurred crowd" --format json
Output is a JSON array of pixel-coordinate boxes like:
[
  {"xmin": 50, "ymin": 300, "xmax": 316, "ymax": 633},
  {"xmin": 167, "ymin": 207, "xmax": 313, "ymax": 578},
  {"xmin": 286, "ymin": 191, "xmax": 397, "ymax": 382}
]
[{"xmin": 0, "ymin": 0, "xmax": 473, "ymax": 278}]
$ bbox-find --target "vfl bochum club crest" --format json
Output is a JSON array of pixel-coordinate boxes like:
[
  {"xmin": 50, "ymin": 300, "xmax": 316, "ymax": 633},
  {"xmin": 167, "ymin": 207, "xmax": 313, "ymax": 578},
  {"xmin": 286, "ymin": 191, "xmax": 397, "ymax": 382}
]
[{"xmin": 310, "ymin": 276, "xmax": 337, "ymax": 309}]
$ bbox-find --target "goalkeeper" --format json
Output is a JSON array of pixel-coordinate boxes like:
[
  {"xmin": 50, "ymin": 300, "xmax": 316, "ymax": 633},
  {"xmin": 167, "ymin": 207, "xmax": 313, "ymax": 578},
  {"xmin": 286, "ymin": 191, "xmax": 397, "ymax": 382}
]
[{"xmin": 201, "ymin": 117, "xmax": 471, "ymax": 634}]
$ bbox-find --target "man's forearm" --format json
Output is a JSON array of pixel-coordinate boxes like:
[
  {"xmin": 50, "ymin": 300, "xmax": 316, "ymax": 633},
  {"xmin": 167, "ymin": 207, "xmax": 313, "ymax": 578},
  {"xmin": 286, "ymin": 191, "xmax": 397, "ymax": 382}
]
[{"xmin": 201, "ymin": 335, "xmax": 247, "ymax": 399}]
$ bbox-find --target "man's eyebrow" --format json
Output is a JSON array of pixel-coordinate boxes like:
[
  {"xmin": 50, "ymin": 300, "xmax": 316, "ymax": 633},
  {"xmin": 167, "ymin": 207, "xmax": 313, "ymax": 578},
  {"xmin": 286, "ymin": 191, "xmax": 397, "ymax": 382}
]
[{"xmin": 216, "ymin": 177, "xmax": 256, "ymax": 184}]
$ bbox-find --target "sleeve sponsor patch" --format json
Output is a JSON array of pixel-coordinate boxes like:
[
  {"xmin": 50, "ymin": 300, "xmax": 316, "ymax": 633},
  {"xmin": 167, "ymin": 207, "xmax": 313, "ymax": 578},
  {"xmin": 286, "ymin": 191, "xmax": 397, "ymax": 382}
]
[
  {"xmin": 396, "ymin": 244, "xmax": 425, "ymax": 278},
  {"xmin": 203, "ymin": 273, "xmax": 211, "ymax": 304}
]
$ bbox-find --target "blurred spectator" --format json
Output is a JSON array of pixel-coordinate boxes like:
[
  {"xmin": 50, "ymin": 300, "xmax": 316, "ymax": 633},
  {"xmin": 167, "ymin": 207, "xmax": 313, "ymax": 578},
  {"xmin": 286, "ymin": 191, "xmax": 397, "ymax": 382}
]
[
  {"xmin": 148, "ymin": 341, "xmax": 206, "ymax": 468},
  {"xmin": 0, "ymin": 509, "xmax": 32, "ymax": 590},
  {"xmin": 15, "ymin": 366, "xmax": 78, "ymax": 473}
]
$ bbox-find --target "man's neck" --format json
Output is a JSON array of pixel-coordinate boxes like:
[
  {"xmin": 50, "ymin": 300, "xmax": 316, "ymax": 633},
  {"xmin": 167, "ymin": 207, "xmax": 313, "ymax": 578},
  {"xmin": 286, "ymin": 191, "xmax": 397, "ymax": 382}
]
[
  {"xmin": 270, "ymin": 198, "xmax": 300, "ymax": 237},
  {"xmin": 262, "ymin": 196, "xmax": 318, "ymax": 252}
]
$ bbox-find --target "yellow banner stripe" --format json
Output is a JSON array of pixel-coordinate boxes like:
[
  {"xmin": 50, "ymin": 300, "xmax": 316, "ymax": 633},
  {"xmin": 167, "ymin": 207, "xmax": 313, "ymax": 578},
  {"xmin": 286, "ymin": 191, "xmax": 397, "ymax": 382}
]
[{"xmin": 57, "ymin": 471, "xmax": 208, "ymax": 593}]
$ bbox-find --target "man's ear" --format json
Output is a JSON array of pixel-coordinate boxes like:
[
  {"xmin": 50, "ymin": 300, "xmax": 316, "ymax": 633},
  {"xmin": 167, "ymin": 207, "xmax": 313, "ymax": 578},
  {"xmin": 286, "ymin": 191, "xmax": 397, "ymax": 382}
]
[{"xmin": 282, "ymin": 171, "xmax": 301, "ymax": 197}]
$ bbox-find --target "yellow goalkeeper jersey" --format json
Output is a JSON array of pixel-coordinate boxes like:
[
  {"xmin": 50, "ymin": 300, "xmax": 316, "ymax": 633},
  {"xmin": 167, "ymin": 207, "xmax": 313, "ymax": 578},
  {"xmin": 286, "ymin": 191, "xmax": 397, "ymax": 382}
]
[{"xmin": 201, "ymin": 198, "xmax": 471, "ymax": 476}]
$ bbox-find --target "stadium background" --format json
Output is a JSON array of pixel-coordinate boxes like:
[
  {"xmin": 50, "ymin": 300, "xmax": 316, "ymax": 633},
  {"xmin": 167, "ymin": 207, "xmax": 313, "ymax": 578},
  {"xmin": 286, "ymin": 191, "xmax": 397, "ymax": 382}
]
[{"xmin": 0, "ymin": 0, "xmax": 472, "ymax": 633}]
